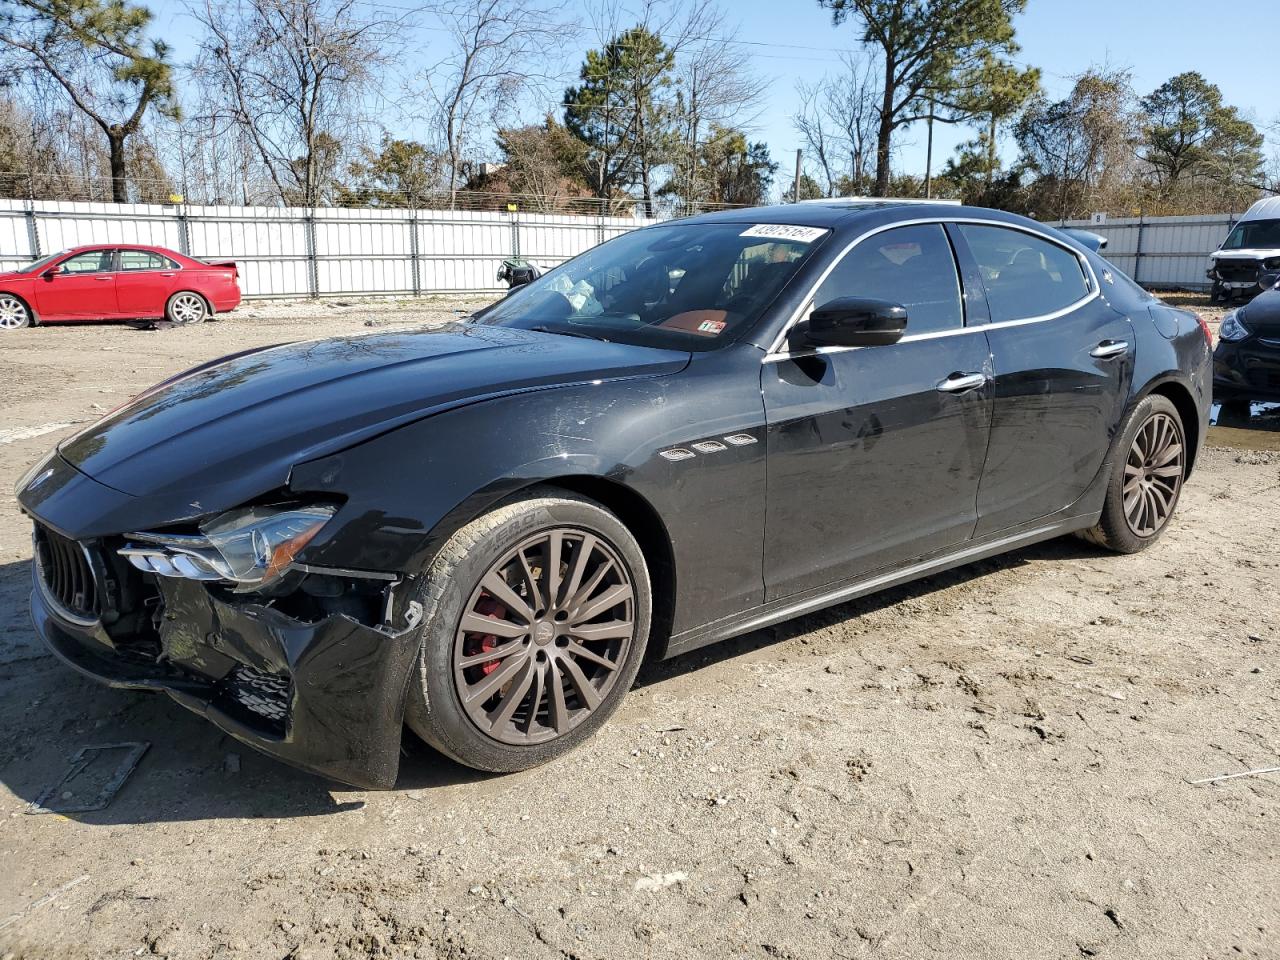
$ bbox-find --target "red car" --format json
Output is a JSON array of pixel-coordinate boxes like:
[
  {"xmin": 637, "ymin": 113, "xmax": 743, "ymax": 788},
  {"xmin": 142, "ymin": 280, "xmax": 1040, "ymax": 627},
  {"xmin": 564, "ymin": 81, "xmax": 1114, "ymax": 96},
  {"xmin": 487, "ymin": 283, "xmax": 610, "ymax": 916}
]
[{"xmin": 0, "ymin": 244, "xmax": 241, "ymax": 331}]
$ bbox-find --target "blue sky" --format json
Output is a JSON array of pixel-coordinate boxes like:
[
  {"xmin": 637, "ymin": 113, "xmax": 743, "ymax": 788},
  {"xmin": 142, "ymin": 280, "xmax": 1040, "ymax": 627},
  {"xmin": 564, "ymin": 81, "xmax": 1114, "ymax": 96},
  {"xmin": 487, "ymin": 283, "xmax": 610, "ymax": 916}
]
[{"xmin": 148, "ymin": 0, "xmax": 1277, "ymax": 186}]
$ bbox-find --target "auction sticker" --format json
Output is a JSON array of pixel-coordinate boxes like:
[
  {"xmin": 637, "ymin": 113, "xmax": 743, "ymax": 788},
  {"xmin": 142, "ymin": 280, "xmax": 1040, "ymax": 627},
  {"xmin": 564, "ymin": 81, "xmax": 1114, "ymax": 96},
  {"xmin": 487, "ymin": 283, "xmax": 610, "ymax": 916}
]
[{"xmin": 739, "ymin": 224, "xmax": 827, "ymax": 243}]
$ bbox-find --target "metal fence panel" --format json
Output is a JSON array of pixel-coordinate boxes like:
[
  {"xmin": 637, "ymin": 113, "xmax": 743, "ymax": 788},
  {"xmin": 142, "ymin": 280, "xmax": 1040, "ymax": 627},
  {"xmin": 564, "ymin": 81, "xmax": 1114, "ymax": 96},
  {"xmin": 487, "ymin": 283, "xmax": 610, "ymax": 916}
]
[
  {"xmin": 0, "ymin": 198, "xmax": 658, "ymax": 300},
  {"xmin": 7, "ymin": 197, "xmax": 1250, "ymax": 297},
  {"xmin": 1058, "ymin": 213, "xmax": 1239, "ymax": 290}
]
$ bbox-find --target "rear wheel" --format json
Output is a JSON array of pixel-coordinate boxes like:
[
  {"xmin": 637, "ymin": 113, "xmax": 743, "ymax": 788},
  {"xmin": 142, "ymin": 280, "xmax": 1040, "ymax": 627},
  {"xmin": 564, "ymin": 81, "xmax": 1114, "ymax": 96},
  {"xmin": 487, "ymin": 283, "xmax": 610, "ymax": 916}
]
[
  {"xmin": 0, "ymin": 295, "xmax": 31, "ymax": 330},
  {"xmin": 404, "ymin": 487, "xmax": 651, "ymax": 772},
  {"xmin": 166, "ymin": 291, "xmax": 208, "ymax": 325},
  {"xmin": 1079, "ymin": 394, "xmax": 1186, "ymax": 553}
]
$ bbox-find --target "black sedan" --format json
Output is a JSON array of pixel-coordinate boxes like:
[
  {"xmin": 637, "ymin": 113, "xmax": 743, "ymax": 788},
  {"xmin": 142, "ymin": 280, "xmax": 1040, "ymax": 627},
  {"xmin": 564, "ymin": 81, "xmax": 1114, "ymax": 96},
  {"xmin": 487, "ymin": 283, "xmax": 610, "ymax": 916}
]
[
  {"xmin": 1213, "ymin": 285, "xmax": 1280, "ymax": 405},
  {"xmin": 17, "ymin": 202, "xmax": 1213, "ymax": 788}
]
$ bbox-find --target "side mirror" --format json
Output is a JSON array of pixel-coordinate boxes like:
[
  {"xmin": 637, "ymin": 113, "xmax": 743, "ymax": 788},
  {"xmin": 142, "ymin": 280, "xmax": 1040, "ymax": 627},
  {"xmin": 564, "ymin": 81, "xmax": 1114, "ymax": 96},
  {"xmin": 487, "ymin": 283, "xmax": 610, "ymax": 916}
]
[
  {"xmin": 799, "ymin": 297, "xmax": 908, "ymax": 348},
  {"xmin": 42, "ymin": 265, "xmax": 62, "ymax": 279}
]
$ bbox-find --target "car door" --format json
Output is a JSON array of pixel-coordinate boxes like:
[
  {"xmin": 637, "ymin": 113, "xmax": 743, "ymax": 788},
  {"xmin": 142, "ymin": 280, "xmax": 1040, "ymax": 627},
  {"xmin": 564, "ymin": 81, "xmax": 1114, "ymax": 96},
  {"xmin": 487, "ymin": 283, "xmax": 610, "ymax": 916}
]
[
  {"xmin": 953, "ymin": 223, "xmax": 1134, "ymax": 538},
  {"xmin": 762, "ymin": 223, "xmax": 994, "ymax": 600},
  {"xmin": 115, "ymin": 249, "xmax": 179, "ymax": 317},
  {"xmin": 34, "ymin": 249, "xmax": 119, "ymax": 320}
]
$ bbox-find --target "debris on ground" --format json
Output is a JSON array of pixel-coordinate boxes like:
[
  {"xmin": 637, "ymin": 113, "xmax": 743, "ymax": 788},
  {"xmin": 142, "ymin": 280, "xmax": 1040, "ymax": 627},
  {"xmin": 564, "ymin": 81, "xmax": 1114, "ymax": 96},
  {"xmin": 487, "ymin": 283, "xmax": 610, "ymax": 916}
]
[{"xmin": 27, "ymin": 743, "xmax": 149, "ymax": 814}]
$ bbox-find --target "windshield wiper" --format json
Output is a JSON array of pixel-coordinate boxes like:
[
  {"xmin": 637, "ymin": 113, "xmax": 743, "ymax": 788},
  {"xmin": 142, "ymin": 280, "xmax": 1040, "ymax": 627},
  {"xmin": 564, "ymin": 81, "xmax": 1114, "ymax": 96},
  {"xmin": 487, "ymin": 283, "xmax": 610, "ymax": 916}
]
[{"xmin": 528, "ymin": 325, "xmax": 609, "ymax": 342}]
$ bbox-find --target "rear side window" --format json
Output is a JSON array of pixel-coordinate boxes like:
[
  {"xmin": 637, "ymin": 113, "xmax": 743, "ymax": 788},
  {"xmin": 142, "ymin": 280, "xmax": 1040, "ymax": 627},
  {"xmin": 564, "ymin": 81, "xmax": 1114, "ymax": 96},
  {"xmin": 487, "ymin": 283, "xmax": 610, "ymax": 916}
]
[
  {"xmin": 815, "ymin": 223, "xmax": 963, "ymax": 335},
  {"xmin": 959, "ymin": 225, "xmax": 1090, "ymax": 323},
  {"xmin": 120, "ymin": 250, "xmax": 175, "ymax": 271}
]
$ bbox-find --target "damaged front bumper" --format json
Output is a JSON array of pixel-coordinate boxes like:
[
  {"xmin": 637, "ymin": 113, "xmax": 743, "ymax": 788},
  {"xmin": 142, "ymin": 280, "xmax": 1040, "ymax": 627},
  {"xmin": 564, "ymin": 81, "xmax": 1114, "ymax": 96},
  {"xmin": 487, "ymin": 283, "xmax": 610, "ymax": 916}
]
[{"xmin": 29, "ymin": 557, "xmax": 423, "ymax": 789}]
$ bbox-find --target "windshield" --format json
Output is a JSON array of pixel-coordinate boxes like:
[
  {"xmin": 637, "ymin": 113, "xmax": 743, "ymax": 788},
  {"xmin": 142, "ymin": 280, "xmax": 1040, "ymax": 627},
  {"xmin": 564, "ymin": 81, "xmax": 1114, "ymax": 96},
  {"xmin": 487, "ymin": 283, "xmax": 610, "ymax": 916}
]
[
  {"xmin": 477, "ymin": 222, "xmax": 828, "ymax": 351},
  {"xmin": 1223, "ymin": 219, "xmax": 1280, "ymax": 250},
  {"xmin": 17, "ymin": 250, "xmax": 71, "ymax": 273}
]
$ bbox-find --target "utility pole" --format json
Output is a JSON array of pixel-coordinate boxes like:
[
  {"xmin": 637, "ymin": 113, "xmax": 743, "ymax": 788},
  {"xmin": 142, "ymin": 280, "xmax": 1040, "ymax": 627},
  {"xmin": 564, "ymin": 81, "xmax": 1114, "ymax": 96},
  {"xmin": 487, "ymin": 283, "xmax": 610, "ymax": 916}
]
[
  {"xmin": 924, "ymin": 97, "xmax": 935, "ymax": 199},
  {"xmin": 793, "ymin": 149, "xmax": 802, "ymax": 203}
]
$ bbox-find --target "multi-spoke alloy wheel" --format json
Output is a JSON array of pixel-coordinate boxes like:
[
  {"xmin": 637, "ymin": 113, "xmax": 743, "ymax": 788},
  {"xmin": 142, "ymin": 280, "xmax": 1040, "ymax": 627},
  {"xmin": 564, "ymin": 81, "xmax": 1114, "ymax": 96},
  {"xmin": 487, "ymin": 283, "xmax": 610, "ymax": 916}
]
[
  {"xmin": 0, "ymin": 295, "xmax": 31, "ymax": 330},
  {"xmin": 454, "ymin": 529, "xmax": 635, "ymax": 744},
  {"xmin": 1079, "ymin": 394, "xmax": 1186, "ymax": 554},
  {"xmin": 404, "ymin": 488, "xmax": 651, "ymax": 772},
  {"xmin": 1122, "ymin": 411, "xmax": 1183, "ymax": 537},
  {"xmin": 166, "ymin": 292, "xmax": 207, "ymax": 324}
]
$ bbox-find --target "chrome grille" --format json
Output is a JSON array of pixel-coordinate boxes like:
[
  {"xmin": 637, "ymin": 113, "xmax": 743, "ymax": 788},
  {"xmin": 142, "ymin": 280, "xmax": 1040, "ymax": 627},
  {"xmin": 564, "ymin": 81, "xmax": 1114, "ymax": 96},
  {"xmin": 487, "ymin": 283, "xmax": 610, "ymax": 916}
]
[{"xmin": 33, "ymin": 524, "xmax": 100, "ymax": 622}]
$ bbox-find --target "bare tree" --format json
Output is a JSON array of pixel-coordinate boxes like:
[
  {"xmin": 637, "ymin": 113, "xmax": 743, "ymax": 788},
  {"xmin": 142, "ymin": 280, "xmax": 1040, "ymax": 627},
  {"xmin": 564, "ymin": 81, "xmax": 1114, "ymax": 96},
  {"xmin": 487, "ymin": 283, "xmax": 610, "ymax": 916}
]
[
  {"xmin": 1015, "ymin": 68, "xmax": 1137, "ymax": 219},
  {"xmin": 794, "ymin": 81, "xmax": 838, "ymax": 196},
  {"xmin": 189, "ymin": 0, "xmax": 401, "ymax": 207},
  {"xmin": 421, "ymin": 0, "xmax": 568, "ymax": 207},
  {"xmin": 491, "ymin": 115, "xmax": 591, "ymax": 211},
  {"xmin": 671, "ymin": 24, "xmax": 769, "ymax": 210},
  {"xmin": 794, "ymin": 51, "xmax": 880, "ymax": 196}
]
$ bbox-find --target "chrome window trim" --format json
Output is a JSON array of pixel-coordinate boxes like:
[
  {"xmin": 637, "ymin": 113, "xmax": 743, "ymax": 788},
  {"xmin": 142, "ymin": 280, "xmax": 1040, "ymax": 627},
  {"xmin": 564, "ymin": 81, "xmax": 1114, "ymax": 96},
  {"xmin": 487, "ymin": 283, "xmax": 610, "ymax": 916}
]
[{"xmin": 763, "ymin": 216, "xmax": 1100, "ymax": 363}]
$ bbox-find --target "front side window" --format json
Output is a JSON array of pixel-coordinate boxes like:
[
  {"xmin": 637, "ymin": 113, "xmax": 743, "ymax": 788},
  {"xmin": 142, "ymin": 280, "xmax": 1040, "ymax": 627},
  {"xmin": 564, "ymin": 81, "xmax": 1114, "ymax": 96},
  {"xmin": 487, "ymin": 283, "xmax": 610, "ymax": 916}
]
[
  {"xmin": 59, "ymin": 250, "xmax": 114, "ymax": 274},
  {"xmin": 960, "ymin": 225, "xmax": 1090, "ymax": 323},
  {"xmin": 120, "ymin": 250, "xmax": 173, "ymax": 271},
  {"xmin": 478, "ymin": 222, "xmax": 828, "ymax": 351},
  {"xmin": 1223, "ymin": 219, "xmax": 1280, "ymax": 250},
  {"xmin": 21, "ymin": 250, "xmax": 71, "ymax": 273},
  {"xmin": 814, "ymin": 223, "xmax": 963, "ymax": 336}
]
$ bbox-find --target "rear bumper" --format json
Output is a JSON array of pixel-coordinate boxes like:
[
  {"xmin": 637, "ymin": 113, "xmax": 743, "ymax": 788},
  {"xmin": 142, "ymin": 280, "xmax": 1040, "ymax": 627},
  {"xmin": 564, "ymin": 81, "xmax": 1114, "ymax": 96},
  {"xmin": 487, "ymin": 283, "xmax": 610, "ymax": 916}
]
[
  {"xmin": 30, "ymin": 565, "xmax": 420, "ymax": 789},
  {"xmin": 211, "ymin": 289, "xmax": 241, "ymax": 314}
]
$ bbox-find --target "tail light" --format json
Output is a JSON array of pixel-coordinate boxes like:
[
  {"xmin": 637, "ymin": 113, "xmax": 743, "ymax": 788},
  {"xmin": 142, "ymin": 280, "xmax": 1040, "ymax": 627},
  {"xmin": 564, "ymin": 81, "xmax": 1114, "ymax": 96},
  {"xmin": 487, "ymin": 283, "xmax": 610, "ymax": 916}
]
[{"xmin": 1194, "ymin": 313, "xmax": 1212, "ymax": 347}]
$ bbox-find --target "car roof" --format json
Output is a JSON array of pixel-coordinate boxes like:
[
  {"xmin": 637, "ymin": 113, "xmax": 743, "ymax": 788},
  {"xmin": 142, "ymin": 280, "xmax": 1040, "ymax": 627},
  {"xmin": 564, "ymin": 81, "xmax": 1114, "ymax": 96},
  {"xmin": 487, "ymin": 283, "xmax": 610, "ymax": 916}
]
[
  {"xmin": 63, "ymin": 243, "xmax": 180, "ymax": 253},
  {"xmin": 1240, "ymin": 196, "xmax": 1280, "ymax": 222},
  {"xmin": 673, "ymin": 200, "xmax": 1041, "ymax": 234}
]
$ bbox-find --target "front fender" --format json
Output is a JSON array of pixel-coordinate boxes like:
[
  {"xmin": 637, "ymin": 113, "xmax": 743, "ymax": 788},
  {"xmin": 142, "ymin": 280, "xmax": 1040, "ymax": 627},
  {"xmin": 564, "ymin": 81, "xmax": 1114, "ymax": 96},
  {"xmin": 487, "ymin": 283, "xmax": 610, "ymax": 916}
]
[{"xmin": 289, "ymin": 349, "xmax": 770, "ymax": 636}]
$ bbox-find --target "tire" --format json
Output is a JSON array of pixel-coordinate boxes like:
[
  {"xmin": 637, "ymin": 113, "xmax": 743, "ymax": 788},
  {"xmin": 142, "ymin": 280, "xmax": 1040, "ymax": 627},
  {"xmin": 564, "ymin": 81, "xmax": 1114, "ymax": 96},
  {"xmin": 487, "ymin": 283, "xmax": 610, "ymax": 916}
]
[
  {"xmin": 1078, "ymin": 394, "xmax": 1186, "ymax": 553},
  {"xmin": 0, "ymin": 294, "xmax": 32, "ymax": 330},
  {"xmin": 404, "ymin": 486, "xmax": 652, "ymax": 772},
  {"xmin": 165, "ymin": 291, "xmax": 208, "ymax": 325}
]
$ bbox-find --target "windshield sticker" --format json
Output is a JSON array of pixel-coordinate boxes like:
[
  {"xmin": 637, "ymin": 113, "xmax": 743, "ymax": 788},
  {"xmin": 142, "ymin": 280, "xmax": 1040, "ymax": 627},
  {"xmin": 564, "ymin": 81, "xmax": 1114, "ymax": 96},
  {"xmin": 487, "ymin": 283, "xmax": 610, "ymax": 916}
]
[
  {"xmin": 698, "ymin": 319, "xmax": 727, "ymax": 335},
  {"xmin": 739, "ymin": 224, "xmax": 827, "ymax": 244}
]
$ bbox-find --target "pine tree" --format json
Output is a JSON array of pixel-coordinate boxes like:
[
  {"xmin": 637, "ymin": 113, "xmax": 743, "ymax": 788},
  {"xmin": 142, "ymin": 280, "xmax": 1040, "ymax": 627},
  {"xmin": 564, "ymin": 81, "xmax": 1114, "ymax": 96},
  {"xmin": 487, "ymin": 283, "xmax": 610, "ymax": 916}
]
[{"xmin": 1, "ymin": 0, "xmax": 176, "ymax": 202}]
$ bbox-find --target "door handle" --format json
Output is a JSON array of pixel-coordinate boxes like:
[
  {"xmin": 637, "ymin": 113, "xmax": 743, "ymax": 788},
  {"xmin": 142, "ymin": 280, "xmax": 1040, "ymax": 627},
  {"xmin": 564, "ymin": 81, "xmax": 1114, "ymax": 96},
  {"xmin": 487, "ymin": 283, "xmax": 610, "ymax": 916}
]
[
  {"xmin": 936, "ymin": 372, "xmax": 988, "ymax": 393},
  {"xmin": 1090, "ymin": 339, "xmax": 1129, "ymax": 359},
  {"xmin": 94, "ymin": 275, "xmax": 113, "ymax": 281},
  {"xmin": 160, "ymin": 272, "xmax": 176, "ymax": 277}
]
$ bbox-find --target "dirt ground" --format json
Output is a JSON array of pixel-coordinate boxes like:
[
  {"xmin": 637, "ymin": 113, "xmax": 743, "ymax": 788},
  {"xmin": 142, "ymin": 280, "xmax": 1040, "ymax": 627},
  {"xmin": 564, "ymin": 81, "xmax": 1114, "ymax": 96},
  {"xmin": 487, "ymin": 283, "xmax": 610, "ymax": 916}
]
[{"xmin": 1, "ymin": 293, "xmax": 1278, "ymax": 960}]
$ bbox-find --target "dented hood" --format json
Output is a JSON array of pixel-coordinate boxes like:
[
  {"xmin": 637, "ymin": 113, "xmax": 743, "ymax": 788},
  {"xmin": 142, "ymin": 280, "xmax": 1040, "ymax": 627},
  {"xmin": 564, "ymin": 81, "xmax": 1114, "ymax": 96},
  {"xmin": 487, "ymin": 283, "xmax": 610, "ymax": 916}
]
[{"xmin": 56, "ymin": 322, "xmax": 689, "ymax": 511}]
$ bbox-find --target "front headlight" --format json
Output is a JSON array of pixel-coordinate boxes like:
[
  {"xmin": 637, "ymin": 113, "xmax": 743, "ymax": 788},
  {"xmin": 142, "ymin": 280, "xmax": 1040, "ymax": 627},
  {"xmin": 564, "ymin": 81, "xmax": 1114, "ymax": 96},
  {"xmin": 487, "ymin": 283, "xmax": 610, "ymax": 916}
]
[
  {"xmin": 1218, "ymin": 309, "xmax": 1250, "ymax": 342},
  {"xmin": 199, "ymin": 504, "xmax": 336, "ymax": 589}
]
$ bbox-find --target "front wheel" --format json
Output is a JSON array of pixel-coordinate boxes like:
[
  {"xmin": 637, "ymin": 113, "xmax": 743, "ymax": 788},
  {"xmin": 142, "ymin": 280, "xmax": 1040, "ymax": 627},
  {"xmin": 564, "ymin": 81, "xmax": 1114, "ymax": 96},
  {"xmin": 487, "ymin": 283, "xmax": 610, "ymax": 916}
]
[
  {"xmin": 0, "ymin": 295, "xmax": 32, "ymax": 330},
  {"xmin": 1078, "ymin": 394, "xmax": 1186, "ymax": 553},
  {"xmin": 404, "ymin": 487, "xmax": 651, "ymax": 772},
  {"xmin": 166, "ymin": 291, "xmax": 208, "ymax": 325}
]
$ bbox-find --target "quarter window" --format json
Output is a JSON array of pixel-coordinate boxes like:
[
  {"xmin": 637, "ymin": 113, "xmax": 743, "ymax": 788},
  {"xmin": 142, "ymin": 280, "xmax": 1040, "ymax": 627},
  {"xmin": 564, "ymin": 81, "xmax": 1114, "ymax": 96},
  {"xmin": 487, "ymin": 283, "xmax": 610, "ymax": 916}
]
[
  {"xmin": 959, "ymin": 224, "xmax": 1090, "ymax": 323},
  {"xmin": 814, "ymin": 224, "xmax": 963, "ymax": 336},
  {"xmin": 59, "ymin": 250, "xmax": 114, "ymax": 274},
  {"xmin": 120, "ymin": 250, "xmax": 175, "ymax": 271}
]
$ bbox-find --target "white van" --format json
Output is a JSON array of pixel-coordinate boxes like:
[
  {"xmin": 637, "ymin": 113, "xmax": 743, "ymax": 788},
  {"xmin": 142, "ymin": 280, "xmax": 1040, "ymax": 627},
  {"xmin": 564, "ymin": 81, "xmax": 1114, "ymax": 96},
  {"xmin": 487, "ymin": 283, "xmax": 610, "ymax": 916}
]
[{"xmin": 1207, "ymin": 196, "xmax": 1280, "ymax": 302}]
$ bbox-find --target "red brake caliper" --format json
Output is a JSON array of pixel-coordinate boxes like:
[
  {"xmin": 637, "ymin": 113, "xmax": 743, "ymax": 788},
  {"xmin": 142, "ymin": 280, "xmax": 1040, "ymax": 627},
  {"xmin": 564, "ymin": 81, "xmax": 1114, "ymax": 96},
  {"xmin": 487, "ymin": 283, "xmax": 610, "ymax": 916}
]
[{"xmin": 471, "ymin": 595, "xmax": 509, "ymax": 676}]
